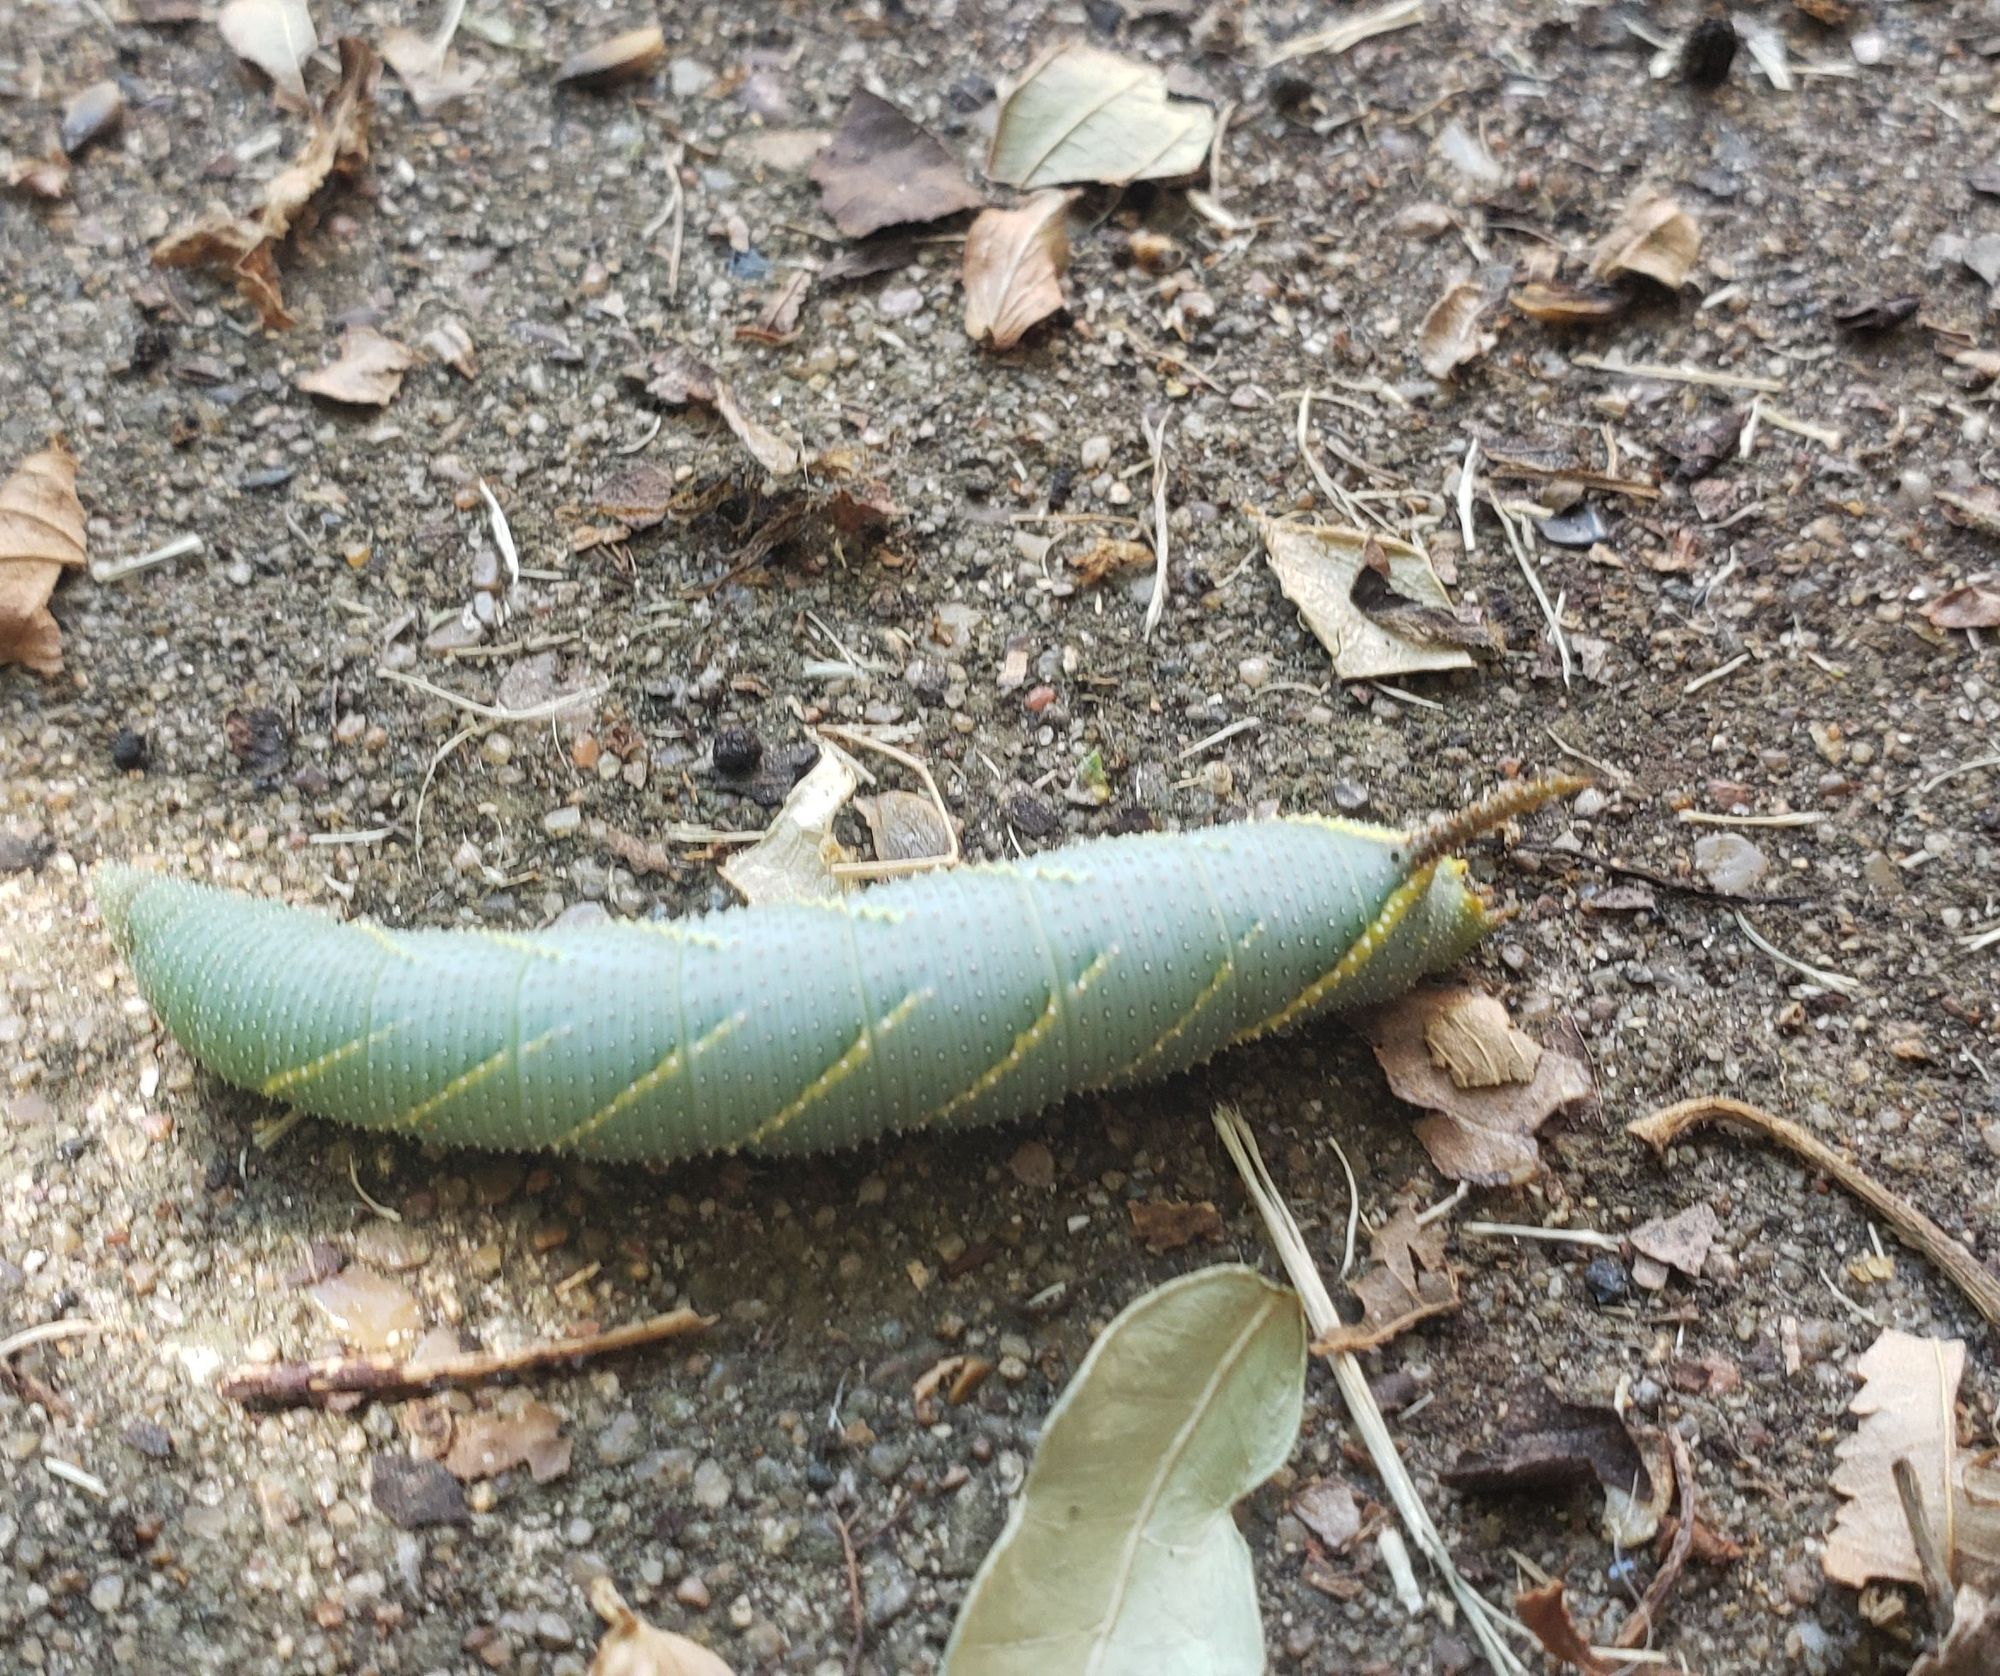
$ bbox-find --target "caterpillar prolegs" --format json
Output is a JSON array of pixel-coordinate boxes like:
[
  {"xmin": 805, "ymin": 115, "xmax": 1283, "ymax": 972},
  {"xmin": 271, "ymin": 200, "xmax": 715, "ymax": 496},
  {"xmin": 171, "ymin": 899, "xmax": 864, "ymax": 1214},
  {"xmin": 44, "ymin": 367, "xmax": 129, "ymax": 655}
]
[{"xmin": 96, "ymin": 778, "xmax": 1578, "ymax": 1163}]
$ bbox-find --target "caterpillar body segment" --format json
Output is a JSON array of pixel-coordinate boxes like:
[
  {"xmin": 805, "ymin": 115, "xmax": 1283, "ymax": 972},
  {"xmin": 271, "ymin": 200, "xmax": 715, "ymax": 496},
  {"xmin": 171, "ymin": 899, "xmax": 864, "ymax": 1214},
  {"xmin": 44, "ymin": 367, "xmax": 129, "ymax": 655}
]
[{"xmin": 98, "ymin": 785, "xmax": 1571, "ymax": 1163}]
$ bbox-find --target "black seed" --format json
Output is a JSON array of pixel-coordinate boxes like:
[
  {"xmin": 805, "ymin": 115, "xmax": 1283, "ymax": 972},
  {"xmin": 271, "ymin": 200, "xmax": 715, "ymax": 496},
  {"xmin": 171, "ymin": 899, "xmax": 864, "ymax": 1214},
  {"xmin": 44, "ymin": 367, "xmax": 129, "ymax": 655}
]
[
  {"xmin": 111, "ymin": 727, "xmax": 148, "ymax": 771},
  {"xmin": 1680, "ymin": 16, "xmax": 1737, "ymax": 89},
  {"xmin": 712, "ymin": 725, "xmax": 763, "ymax": 777}
]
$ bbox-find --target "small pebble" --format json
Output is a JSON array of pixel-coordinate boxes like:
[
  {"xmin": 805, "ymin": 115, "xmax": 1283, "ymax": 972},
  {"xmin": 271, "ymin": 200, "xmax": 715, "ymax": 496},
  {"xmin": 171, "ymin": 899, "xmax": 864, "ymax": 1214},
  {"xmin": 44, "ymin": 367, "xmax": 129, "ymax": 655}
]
[
  {"xmin": 110, "ymin": 728, "xmax": 148, "ymax": 771},
  {"xmin": 1583, "ymin": 1254, "xmax": 1631, "ymax": 1306}
]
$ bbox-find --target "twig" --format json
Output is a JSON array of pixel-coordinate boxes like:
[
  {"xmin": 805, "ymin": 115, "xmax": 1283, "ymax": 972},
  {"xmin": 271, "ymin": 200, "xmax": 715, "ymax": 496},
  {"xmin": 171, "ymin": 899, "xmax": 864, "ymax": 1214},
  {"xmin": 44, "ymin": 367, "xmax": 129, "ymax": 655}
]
[
  {"xmin": 412, "ymin": 722, "xmax": 478, "ymax": 857},
  {"xmin": 1327, "ymin": 1132, "xmax": 1362, "ymax": 1279},
  {"xmin": 1512, "ymin": 843, "xmax": 1806, "ymax": 908},
  {"xmin": 1894, "ymin": 1455, "xmax": 1956, "ymax": 1634},
  {"xmin": 1213, "ymin": 1107, "xmax": 1532, "ymax": 1676},
  {"xmin": 1916, "ymin": 753, "xmax": 2000, "ymax": 795},
  {"xmin": 1495, "ymin": 500, "xmax": 1571, "ymax": 687},
  {"xmin": 1264, "ymin": 0, "xmax": 1426, "ymax": 66},
  {"xmin": 90, "ymin": 533, "xmax": 204, "ymax": 584},
  {"xmin": 1482, "ymin": 453, "xmax": 1661, "ymax": 502},
  {"xmin": 1683, "ymin": 651, "xmax": 1749, "ymax": 695},
  {"xmin": 1614, "ymin": 1427, "xmax": 1695, "ymax": 1648},
  {"xmin": 833, "ymin": 1506, "xmax": 867, "ymax": 1676},
  {"xmin": 1298, "ymin": 391, "xmax": 1403, "ymax": 488},
  {"xmin": 1456, "ymin": 438, "xmax": 1479, "ymax": 554},
  {"xmin": 1733, "ymin": 910, "xmax": 1861, "ymax": 995},
  {"xmin": 1178, "ymin": 717, "xmax": 1260, "ymax": 760},
  {"xmin": 1572, "ymin": 353, "xmax": 1785, "ymax": 394},
  {"xmin": 477, "ymin": 480, "xmax": 519, "ymax": 595},
  {"xmin": 0, "ymin": 1320, "xmax": 103, "ymax": 1361},
  {"xmin": 219, "ymin": 1307, "xmax": 713, "ymax": 1410},
  {"xmin": 1629, "ymin": 1097, "xmax": 2000, "ymax": 1331},
  {"xmin": 818, "ymin": 727, "xmax": 961, "ymax": 881},
  {"xmin": 379, "ymin": 665, "xmax": 604, "ymax": 723},
  {"xmin": 1461, "ymin": 1221, "xmax": 1624, "ymax": 1252},
  {"xmin": 1142, "ymin": 412, "xmax": 1171, "ymax": 640},
  {"xmin": 44, "ymin": 1458, "xmax": 108, "ymax": 1498},
  {"xmin": 1676, "ymin": 809, "xmax": 1824, "ymax": 828},
  {"xmin": 348, "ymin": 1155, "xmax": 403, "ymax": 1222},
  {"xmin": 1759, "ymin": 405, "xmax": 1843, "ymax": 450},
  {"xmin": 1543, "ymin": 727, "xmax": 1628, "ymax": 783}
]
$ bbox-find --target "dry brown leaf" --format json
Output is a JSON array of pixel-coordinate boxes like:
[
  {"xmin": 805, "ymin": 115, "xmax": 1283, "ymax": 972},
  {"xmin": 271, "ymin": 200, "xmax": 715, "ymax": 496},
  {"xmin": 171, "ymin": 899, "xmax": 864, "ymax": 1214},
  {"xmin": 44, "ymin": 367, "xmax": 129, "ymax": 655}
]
[
  {"xmin": 422, "ymin": 317, "xmax": 476, "ymax": 378},
  {"xmin": 444, "ymin": 1393, "xmax": 572, "ymax": 1483},
  {"xmin": 1445, "ymin": 1385, "xmax": 1654, "ymax": 1503},
  {"xmin": 1312, "ymin": 1206, "xmax": 1459, "ymax": 1354},
  {"xmin": 218, "ymin": 0, "xmax": 317, "ymax": 107},
  {"xmin": 712, "ymin": 380, "xmax": 802, "ymax": 477},
  {"xmin": 1070, "ymin": 537, "xmax": 1154, "ymax": 586},
  {"xmin": 296, "ymin": 325, "xmax": 416, "ymax": 406},
  {"xmin": 1363, "ymin": 986, "xmax": 1592, "ymax": 1185},
  {"xmin": 588, "ymin": 1577, "xmax": 734, "ymax": 1676},
  {"xmin": 1589, "ymin": 190, "xmax": 1701, "ymax": 289},
  {"xmin": 963, "ymin": 191, "xmax": 1071, "ymax": 351},
  {"xmin": 1421, "ymin": 990, "xmax": 1540, "ymax": 1089},
  {"xmin": 987, "ymin": 42, "xmax": 1215, "ymax": 189},
  {"xmin": 1630, "ymin": 1202, "xmax": 1720, "ymax": 1279},
  {"xmin": 1923, "ymin": 584, "xmax": 2000, "ymax": 629},
  {"xmin": 3, "ymin": 148, "xmax": 71, "ymax": 201},
  {"xmin": 1511, "ymin": 278, "xmax": 1629, "ymax": 324},
  {"xmin": 1516, "ymin": 1580, "xmax": 1617, "ymax": 1676},
  {"xmin": 630, "ymin": 345, "xmax": 719, "ymax": 408},
  {"xmin": 380, "ymin": 24, "xmax": 485, "ymax": 116},
  {"xmin": 1416, "ymin": 279, "xmax": 1496, "ymax": 379},
  {"xmin": 810, "ymin": 90, "xmax": 983, "ymax": 238},
  {"xmin": 1127, "ymin": 1198, "xmax": 1225, "ymax": 1254},
  {"xmin": 1938, "ymin": 486, "xmax": 2000, "ymax": 536},
  {"xmin": 1291, "ymin": 1479, "xmax": 1362, "ymax": 1552},
  {"xmin": 1913, "ymin": 1589, "xmax": 2000, "ymax": 1676},
  {"xmin": 1824, "ymin": 1329, "xmax": 1965, "ymax": 1590},
  {"xmin": 0, "ymin": 442, "xmax": 88, "ymax": 677},
  {"xmin": 152, "ymin": 37, "xmax": 379, "ymax": 329},
  {"xmin": 855, "ymin": 788, "xmax": 953, "ymax": 865},
  {"xmin": 912, "ymin": 1354, "xmax": 994, "ymax": 1424},
  {"xmin": 554, "ymin": 26, "xmax": 664, "ymax": 91}
]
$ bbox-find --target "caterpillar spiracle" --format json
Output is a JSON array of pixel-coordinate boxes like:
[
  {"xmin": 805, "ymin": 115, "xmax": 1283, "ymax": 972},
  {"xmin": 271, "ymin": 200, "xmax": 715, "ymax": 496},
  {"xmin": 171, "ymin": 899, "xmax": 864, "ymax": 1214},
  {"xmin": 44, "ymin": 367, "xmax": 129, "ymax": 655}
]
[{"xmin": 96, "ymin": 777, "xmax": 1580, "ymax": 1163}]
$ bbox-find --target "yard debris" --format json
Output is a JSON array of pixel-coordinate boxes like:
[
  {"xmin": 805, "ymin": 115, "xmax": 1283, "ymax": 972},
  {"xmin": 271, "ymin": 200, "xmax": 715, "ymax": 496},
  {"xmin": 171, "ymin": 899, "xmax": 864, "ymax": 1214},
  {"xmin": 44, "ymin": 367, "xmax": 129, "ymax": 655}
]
[
  {"xmin": 218, "ymin": 0, "xmax": 317, "ymax": 107},
  {"xmin": 912, "ymin": 1354, "xmax": 993, "ymax": 1423},
  {"xmin": 1938, "ymin": 485, "xmax": 2000, "ymax": 537},
  {"xmin": 811, "ymin": 90, "xmax": 982, "ymax": 238},
  {"xmin": 152, "ymin": 36, "xmax": 380, "ymax": 328},
  {"xmin": 1314, "ymin": 1205, "xmax": 1460, "ymax": 1353},
  {"xmin": 1253, "ymin": 513, "xmax": 1473, "ymax": 681},
  {"xmin": 308, "ymin": 1264, "xmax": 420, "ymax": 1352},
  {"xmin": 1693, "ymin": 831, "xmax": 1768, "ymax": 895},
  {"xmin": 554, "ymin": 26, "xmax": 665, "ymax": 91},
  {"xmin": 713, "ymin": 381, "xmax": 803, "ymax": 477},
  {"xmin": 1418, "ymin": 989, "xmax": 1540, "ymax": 1089},
  {"xmin": 986, "ymin": 43, "xmax": 1215, "ymax": 189},
  {"xmin": 1589, "ymin": 190, "xmax": 1701, "ymax": 289},
  {"xmin": 1292, "ymin": 1479, "xmax": 1363, "ymax": 1551},
  {"xmin": 3, "ymin": 148, "xmax": 70, "ymax": 200},
  {"xmin": 1416, "ymin": 279, "xmax": 1498, "ymax": 379},
  {"xmin": 856, "ymin": 787, "xmax": 953, "ymax": 866},
  {"xmin": 295, "ymin": 325, "xmax": 416, "ymax": 406},
  {"xmin": 719, "ymin": 741, "xmax": 857, "ymax": 904},
  {"xmin": 1510, "ymin": 278, "xmax": 1628, "ymax": 324},
  {"xmin": 381, "ymin": 0, "xmax": 484, "ymax": 116},
  {"xmin": 1364, "ymin": 987, "xmax": 1592, "ymax": 1185},
  {"xmin": 1445, "ymin": 1383, "xmax": 1653, "ymax": 1505},
  {"xmin": 369, "ymin": 1452, "xmax": 471, "ymax": 1529},
  {"xmin": 0, "ymin": 441, "xmax": 88, "ymax": 677},
  {"xmin": 1923, "ymin": 584, "xmax": 2000, "ymax": 630},
  {"xmin": 1516, "ymin": 1582, "xmax": 1618, "ymax": 1675},
  {"xmin": 1833, "ymin": 294, "xmax": 1920, "ymax": 333},
  {"xmin": 444, "ymin": 1391, "xmax": 572, "ymax": 1483},
  {"xmin": 1264, "ymin": 0, "xmax": 1426, "ymax": 66},
  {"xmin": 962, "ymin": 192, "xmax": 1072, "ymax": 350},
  {"xmin": 1127, "ymin": 1197, "xmax": 1226, "ymax": 1253},
  {"xmin": 1629, "ymin": 1201, "xmax": 1720, "ymax": 1292},
  {"xmin": 421, "ymin": 316, "xmax": 476, "ymax": 378},
  {"xmin": 59, "ymin": 80, "xmax": 123, "ymax": 156},
  {"xmin": 1069, "ymin": 536, "xmax": 1153, "ymax": 586},
  {"xmin": 588, "ymin": 1577, "xmax": 735, "ymax": 1676},
  {"xmin": 1630, "ymin": 1097, "xmax": 2000, "ymax": 1331}
]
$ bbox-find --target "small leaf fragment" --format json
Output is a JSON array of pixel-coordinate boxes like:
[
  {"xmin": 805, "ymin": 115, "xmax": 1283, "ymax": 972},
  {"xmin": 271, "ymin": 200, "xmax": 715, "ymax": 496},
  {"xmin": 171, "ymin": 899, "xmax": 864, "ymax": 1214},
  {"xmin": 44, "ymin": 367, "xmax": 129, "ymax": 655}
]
[
  {"xmin": 811, "ymin": 90, "xmax": 983, "ymax": 238},
  {"xmin": 856, "ymin": 788, "xmax": 953, "ymax": 865},
  {"xmin": 1589, "ymin": 190, "xmax": 1701, "ymax": 289},
  {"xmin": 588, "ymin": 1577, "xmax": 735, "ymax": 1676},
  {"xmin": 1629, "ymin": 1202, "xmax": 1720, "ymax": 1280},
  {"xmin": 218, "ymin": 0, "xmax": 318, "ymax": 106},
  {"xmin": 1923, "ymin": 584, "xmax": 2000, "ymax": 629},
  {"xmin": 296, "ymin": 325, "xmax": 416, "ymax": 406},
  {"xmin": 444, "ymin": 1393, "xmax": 572, "ymax": 1484},
  {"xmin": 943, "ymin": 1266, "xmax": 1305, "ymax": 1676},
  {"xmin": 987, "ymin": 43, "xmax": 1216, "ymax": 189},
  {"xmin": 1253, "ymin": 512, "xmax": 1471, "ymax": 681},
  {"xmin": 380, "ymin": 25, "xmax": 485, "ymax": 116},
  {"xmin": 1421, "ymin": 990, "xmax": 1540, "ymax": 1089},
  {"xmin": 1824, "ymin": 1329, "xmax": 1965, "ymax": 1589},
  {"xmin": 1127, "ymin": 1197, "xmax": 1225, "ymax": 1253},
  {"xmin": 3, "ymin": 149, "xmax": 71, "ymax": 201},
  {"xmin": 0, "ymin": 441, "xmax": 89, "ymax": 676},
  {"xmin": 1511, "ymin": 278, "xmax": 1629, "ymax": 324},
  {"xmin": 555, "ymin": 26, "xmax": 665, "ymax": 91},
  {"xmin": 1416, "ymin": 279, "xmax": 1496, "ymax": 379},
  {"xmin": 59, "ymin": 80, "xmax": 124, "ymax": 156},
  {"xmin": 719, "ymin": 744, "xmax": 858, "ymax": 905},
  {"xmin": 712, "ymin": 380, "xmax": 802, "ymax": 477},
  {"xmin": 962, "ymin": 192, "xmax": 1071, "ymax": 351},
  {"xmin": 1313, "ymin": 1206, "xmax": 1459, "ymax": 1354}
]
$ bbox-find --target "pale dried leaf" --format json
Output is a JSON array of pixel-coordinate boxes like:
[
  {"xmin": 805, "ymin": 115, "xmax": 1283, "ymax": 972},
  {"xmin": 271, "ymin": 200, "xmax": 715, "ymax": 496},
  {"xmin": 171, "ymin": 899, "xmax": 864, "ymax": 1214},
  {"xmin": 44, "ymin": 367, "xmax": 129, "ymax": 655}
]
[
  {"xmin": 1825, "ymin": 1330, "xmax": 1965, "ymax": 1589},
  {"xmin": 218, "ymin": 0, "xmax": 317, "ymax": 106},
  {"xmin": 987, "ymin": 42, "xmax": 1216, "ymax": 189},
  {"xmin": 1912, "ymin": 1589, "xmax": 2000, "ymax": 1676},
  {"xmin": 1630, "ymin": 1202, "xmax": 1720, "ymax": 1279},
  {"xmin": 0, "ymin": 442, "xmax": 87, "ymax": 677},
  {"xmin": 422, "ymin": 317, "xmax": 476, "ymax": 378},
  {"xmin": 1252, "ymin": 512, "xmax": 1473, "ymax": 681},
  {"xmin": 913, "ymin": 1355, "xmax": 994, "ymax": 1424},
  {"xmin": 381, "ymin": 25, "xmax": 485, "ymax": 116},
  {"xmin": 588, "ymin": 1578, "xmax": 734, "ymax": 1676},
  {"xmin": 719, "ymin": 744, "xmax": 859, "ymax": 905},
  {"xmin": 1938, "ymin": 485, "xmax": 2000, "ymax": 536},
  {"xmin": 1291, "ymin": 1480, "xmax": 1362, "ymax": 1552},
  {"xmin": 3, "ymin": 149, "xmax": 71, "ymax": 201},
  {"xmin": 712, "ymin": 379, "xmax": 801, "ymax": 477},
  {"xmin": 1923, "ymin": 584, "xmax": 2000, "ymax": 629},
  {"xmin": 306, "ymin": 1265, "xmax": 421, "ymax": 1353},
  {"xmin": 296, "ymin": 325, "xmax": 416, "ymax": 406},
  {"xmin": 855, "ymin": 788, "xmax": 953, "ymax": 865},
  {"xmin": 1313, "ymin": 1206, "xmax": 1460, "ymax": 1353},
  {"xmin": 810, "ymin": 90, "xmax": 983, "ymax": 238},
  {"xmin": 444, "ymin": 1393, "xmax": 572, "ymax": 1483},
  {"xmin": 1589, "ymin": 190, "xmax": 1701, "ymax": 288},
  {"xmin": 962, "ymin": 192, "xmax": 1071, "ymax": 351},
  {"xmin": 1364, "ymin": 987, "xmax": 1592, "ymax": 1185},
  {"xmin": 1126, "ymin": 1198, "xmax": 1225, "ymax": 1254},
  {"xmin": 1421, "ymin": 990, "xmax": 1540, "ymax": 1089},
  {"xmin": 1416, "ymin": 280, "xmax": 1496, "ymax": 379},
  {"xmin": 554, "ymin": 26, "xmax": 664, "ymax": 90}
]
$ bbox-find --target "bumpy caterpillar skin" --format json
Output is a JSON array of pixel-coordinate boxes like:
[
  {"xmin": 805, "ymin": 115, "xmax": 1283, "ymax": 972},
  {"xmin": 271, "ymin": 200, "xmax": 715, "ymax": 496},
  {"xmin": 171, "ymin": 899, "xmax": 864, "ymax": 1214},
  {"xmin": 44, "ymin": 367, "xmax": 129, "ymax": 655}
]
[{"xmin": 97, "ymin": 782, "xmax": 1573, "ymax": 1163}]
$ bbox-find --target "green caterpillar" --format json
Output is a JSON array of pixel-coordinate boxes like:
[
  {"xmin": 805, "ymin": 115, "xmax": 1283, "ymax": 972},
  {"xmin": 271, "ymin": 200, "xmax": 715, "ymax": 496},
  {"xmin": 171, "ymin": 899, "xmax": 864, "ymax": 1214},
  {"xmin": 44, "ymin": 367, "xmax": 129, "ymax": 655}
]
[{"xmin": 96, "ymin": 779, "xmax": 1575, "ymax": 1163}]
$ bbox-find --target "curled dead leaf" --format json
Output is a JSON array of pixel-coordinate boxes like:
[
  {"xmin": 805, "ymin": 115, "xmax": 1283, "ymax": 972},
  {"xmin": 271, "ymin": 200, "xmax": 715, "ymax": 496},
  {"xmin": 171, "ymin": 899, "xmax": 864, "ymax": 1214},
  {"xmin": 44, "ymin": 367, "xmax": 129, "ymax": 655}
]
[
  {"xmin": 1253, "ymin": 513, "xmax": 1472, "ymax": 681},
  {"xmin": 856, "ymin": 787, "xmax": 953, "ymax": 866},
  {"xmin": 1589, "ymin": 190, "xmax": 1701, "ymax": 289},
  {"xmin": 1517, "ymin": 1579, "xmax": 1617, "ymax": 1676},
  {"xmin": 712, "ymin": 380, "xmax": 802, "ymax": 477},
  {"xmin": 381, "ymin": 24, "xmax": 485, "ymax": 116},
  {"xmin": 1511, "ymin": 278, "xmax": 1629, "ymax": 324},
  {"xmin": 1069, "ymin": 537, "xmax": 1154, "ymax": 586},
  {"xmin": 588, "ymin": 1577, "xmax": 735, "ymax": 1676},
  {"xmin": 811, "ymin": 90, "xmax": 982, "ymax": 238},
  {"xmin": 555, "ymin": 26, "xmax": 665, "ymax": 91},
  {"xmin": 1416, "ymin": 280, "xmax": 1496, "ymax": 379},
  {"xmin": 1312, "ymin": 1206, "xmax": 1459, "ymax": 1354},
  {"xmin": 1420, "ymin": 989, "xmax": 1540, "ymax": 1089},
  {"xmin": 987, "ymin": 42, "xmax": 1216, "ymax": 189},
  {"xmin": 218, "ymin": 0, "xmax": 317, "ymax": 107},
  {"xmin": 296, "ymin": 325, "xmax": 416, "ymax": 406},
  {"xmin": 963, "ymin": 191, "xmax": 1071, "ymax": 351},
  {"xmin": 912, "ymin": 1354, "xmax": 994, "ymax": 1424},
  {"xmin": 0, "ymin": 441, "xmax": 89, "ymax": 676}
]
